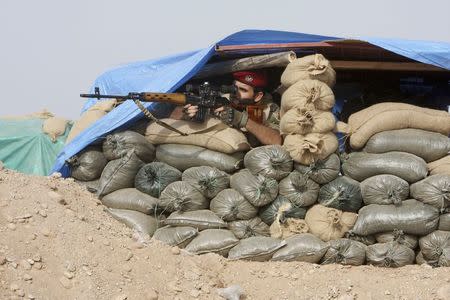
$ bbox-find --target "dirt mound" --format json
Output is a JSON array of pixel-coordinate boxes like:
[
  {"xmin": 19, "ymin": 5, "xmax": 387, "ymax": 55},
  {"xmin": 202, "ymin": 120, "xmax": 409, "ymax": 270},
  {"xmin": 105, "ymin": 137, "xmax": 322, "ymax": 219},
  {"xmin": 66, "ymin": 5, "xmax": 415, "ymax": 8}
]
[{"xmin": 0, "ymin": 167, "xmax": 449, "ymax": 299}]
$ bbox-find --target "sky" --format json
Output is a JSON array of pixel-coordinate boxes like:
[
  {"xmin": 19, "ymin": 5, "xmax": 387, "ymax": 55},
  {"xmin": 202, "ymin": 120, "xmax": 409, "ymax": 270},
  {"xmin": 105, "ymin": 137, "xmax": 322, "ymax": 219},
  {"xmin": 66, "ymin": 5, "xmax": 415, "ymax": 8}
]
[{"xmin": 1, "ymin": 0, "xmax": 450, "ymax": 119}]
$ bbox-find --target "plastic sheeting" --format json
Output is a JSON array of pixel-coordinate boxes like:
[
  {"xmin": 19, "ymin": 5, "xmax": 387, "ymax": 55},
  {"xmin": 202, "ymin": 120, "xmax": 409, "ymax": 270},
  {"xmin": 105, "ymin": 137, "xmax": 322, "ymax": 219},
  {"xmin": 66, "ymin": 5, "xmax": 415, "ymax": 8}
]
[{"xmin": 52, "ymin": 30, "xmax": 450, "ymax": 176}]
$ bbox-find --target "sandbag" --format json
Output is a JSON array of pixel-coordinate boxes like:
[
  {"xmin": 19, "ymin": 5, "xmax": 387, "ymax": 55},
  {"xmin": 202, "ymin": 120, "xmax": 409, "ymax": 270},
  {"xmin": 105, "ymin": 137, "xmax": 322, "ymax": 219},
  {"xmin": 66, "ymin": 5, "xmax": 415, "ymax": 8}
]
[
  {"xmin": 271, "ymin": 233, "xmax": 328, "ymax": 263},
  {"xmin": 349, "ymin": 108, "xmax": 450, "ymax": 149},
  {"xmin": 416, "ymin": 251, "xmax": 427, "ymax": 265},
  {"xmin": 366, "ymin": 242, "xmax": 415, "ymax": 268},
  {"xmin": 419, "ymin": 230, "xmax": 450, "ymax": 267},
  {"xmin": 68, "ymin": 147, "xmax": 107, "ymax": 181},
  {"xmin": 101, "ymin": 188, "xmax": 158, "ymax": 214},
  {"xmin": 352, "ymin": 199, "xmax": 440, "ymax": 236},
  {"xmin": 321, "ymin": 239, "xmax": 366, "ymax": 266},
  {"xmin": 280, "ymin": 108, "xmax": 336, "ymax": 135},
  {"xmin": 439, "ymin": 213, "xmax": 450, "ymax": 231},
  {"xmin": 428, "ymin": 155, "xmax": 450, "ymax": 176},
  {"xmin": 342, "ymin": 152, "xmax": 427, "ymax": 183},
  {"xmin": 106, "ymin": 208, "xmax": 158, "ymax": 237},
  {"xmin": 145, "ymin": 117, "xmax": 250, "ymax": 154},
  {"xmin": 158, "ymin": 181, "xmax": 208, "ymax": 213},
  {"xmin": 103, "ymin": 130, "xmax": 155, "ymax": 162},
  {"xmin": 97, "ymin": 151, "xmax": 144, "ymax": 197},
  {"xmin": 185, "ymin": 229, "xmax": 239, "ymax": 256},
  {"xmin": 360, "ymin": 175, "xmax": 409, "ymax": 206},
  {"xmin": 410, "ymin": 175, "xmax": 450, "ymax": 211},
  {"xmin": 305, "ymin": 205, "xmax": 358, "ymax": 242},
  {"xmin": 269, "ymin": 202, "xmax": 309, "ymax": 239},
  {"xmin": 344, "ymin": 232, "xmax": 376, "ymax": 246},
  {"xmin": 284, "ymin": 132, "xmax": 338, "ymax": 165},
  {"xmin": 363, "ymin": 129, "xmax": 450, "ymax": 162},
  {"xmin": 182, "ymin": 166, "xmax": 229, "ymax": 199},
  {"xmin": 228, "ymin": 237, "xmax": 286, "ymax": 261},
  {"xmin": 164, "ymin": 210, "xmax": 227, "ymax": 230},
  {"xmin": 209, "ymin": 189, "xmax": 258, "ymax": 221},
  {"xmin": 230, "ymin": 169, "xmax": 278, "ymax": 207},
  {"xmin": 278, "ymin": 171, "xmax": 319, "ymax": 207},
  {"xmin": 259, "ymin": 195, "xmax": 307, "ymax": 225},
  {"xmin": 156, "ymin": 144, "xmax": 244, "ymax": 173},
  {"xmin": 318, "ymin": 176, "xmax": 362, "ymax": 213},
  {"xmin": 66, "ymin": 99, "xmax": 116, "ymax": 143},
  {"xmin": 243, "ymin": 145, "xmax": 293, "ymax": 180},
  {"xmin": 134, "ymin": 162, "xmax": 182, "ymax": 198},
  {"xmin": 229, "ymin": 217, "xmax": 270, "ymax": 239},
  {"xmin": 294, "ymin": 153, "xmax": 340, "ymax": 184},
  {"xmin": 375, "ymin": 230, "xmax": 418, "ymax": 249},
  {"xmin": 152, "ymin": 226, "xmax": 198, "ymax": 248},
  {"xmin": 42, "ymin": 116, "xmax": 68, "ymax": 142},
  {"xmin": 281, "ymin": 54, "xmax": 336, "ymax": 88}
]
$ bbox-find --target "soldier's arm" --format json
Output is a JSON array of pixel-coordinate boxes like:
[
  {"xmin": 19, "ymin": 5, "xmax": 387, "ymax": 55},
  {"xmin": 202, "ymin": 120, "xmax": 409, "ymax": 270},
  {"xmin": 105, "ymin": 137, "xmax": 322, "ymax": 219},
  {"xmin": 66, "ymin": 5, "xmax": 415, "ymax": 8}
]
[{"xmin": 245, "ymin": 119, "xmax": 282, "ymax": 145}]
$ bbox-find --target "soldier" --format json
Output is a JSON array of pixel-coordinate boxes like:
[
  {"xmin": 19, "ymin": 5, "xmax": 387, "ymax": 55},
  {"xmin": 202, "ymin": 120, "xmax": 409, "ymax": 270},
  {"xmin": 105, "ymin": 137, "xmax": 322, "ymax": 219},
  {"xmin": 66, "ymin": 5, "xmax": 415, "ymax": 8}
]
[{"xmin": 170, "ymin": 70, "xmax": 282, "ymax": 146}]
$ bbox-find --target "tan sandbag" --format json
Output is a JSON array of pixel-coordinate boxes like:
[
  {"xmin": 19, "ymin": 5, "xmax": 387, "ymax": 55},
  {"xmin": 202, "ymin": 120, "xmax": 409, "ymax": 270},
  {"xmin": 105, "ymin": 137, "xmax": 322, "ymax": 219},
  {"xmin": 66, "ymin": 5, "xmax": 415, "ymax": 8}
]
[
  {"xmin": 42, "ymin": 117, "xmax": 69, "ymax": 142},
  {"xmin": 145, "ymin": 117, "xmax": 250, "ymax": 154},
  {"xmin": 305, "ymin": 205, "xmax": 358, "ymax": 242},
  {"xmin": 428, "ymin": 156, "xmax": 450, "ymax": 176},
  {"xmin": 66, "ymin": 99, "xmax": 117, "ymax": 143},
  {"xmin": 270, "ymin": 202, "xmax": 309, "ymax": 239},
  {"xmin": 280, "ymin": 107, "xmax": 336, "ymax": 135},
  {"xmin": 283, "ymin": 132, "xmax": 338, "ymax": 165},
  {"xmin": 349, "ymin": 109, "xmax": 450, "ymax": 149},
  {"xmin": 348, "ymin": 102, "xmax": 450, "ymax": 131},
  {"xmin": 280, "ymin": 79, "xmax": 335, "ymax": 115},
  {"xmin": 281, "ymin": 54, "xmax": 336, "ymax": 88}
]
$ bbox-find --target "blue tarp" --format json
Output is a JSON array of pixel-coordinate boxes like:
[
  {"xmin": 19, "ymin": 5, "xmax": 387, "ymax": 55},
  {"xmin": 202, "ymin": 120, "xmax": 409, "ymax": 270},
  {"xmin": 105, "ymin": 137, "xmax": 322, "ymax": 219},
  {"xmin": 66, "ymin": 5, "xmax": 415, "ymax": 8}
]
[{"xmin": 51, "ymin": 29, "xmax": 450, "ymax": 176}]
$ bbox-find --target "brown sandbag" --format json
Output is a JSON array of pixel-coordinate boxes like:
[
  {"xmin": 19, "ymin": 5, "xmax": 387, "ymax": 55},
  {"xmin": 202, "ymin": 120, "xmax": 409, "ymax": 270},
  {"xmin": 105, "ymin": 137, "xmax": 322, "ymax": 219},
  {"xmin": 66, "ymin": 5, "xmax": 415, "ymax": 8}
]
[
  {"xmin": 321, "ymin": 238, "xmax": 367, "ymax": 266},
  {"xmin": 375, "ymin": 230, "xmax": 418, "ymax": 249},
  {"xmin": 366, "ymin": 242, "xmax": 415, "ymax": 268},
  {"xmin": 305, "ymin": 205, "xmax": 358, "ymax": 242},
  {"xmin": 228, "ymin": 237, "xmax": 286, "ymax": 261},
  {"xmin": 68, "ymin": 147, "xmax": 107, "ymax": 181},
  {"xmin": 145, "ymin": 117, "xmax": 250, "ymax": 154},
  {"xmin": 428, "ymin": 155, "xmax": 450, "ymax": 176},
  {"xmin": 103, "ymin": 130, "xmax": 155, "ymax": 162},
  {"xmin": 410, "ymin": 175, "xmax": 450, "ymax": 211},
  {"xmin": 101, "ymin": 188, "xmax": 158, "ymax": 214},
  {"xmin": 363, "ymin": 129, "xmax": 450, "ymax": 162},
  {"xmin": 281, "ymin": 54, "xmax": 336, "ymax": 88},
  {"xmin": 229, "ymin": 217, "xmax": 270, "ymax": 239},
  {"xmin": 42, "ymin": 116, "xmax": 68, "ymax": 142},
  {"xmin": 294, "ymin": 153, "xmax": 340, "ymax": 185},
  {"xmin": 439, "ymin": 213, "xmax": 450, "ymax": 231},
  {"xmin": 349, "ymin": 108, "xmax": 450, "ymax": 149},
  {"xmin": 360, "ymin": 175, "xmax": 409, "ymax": 206},
  {"xmin": 271, "ymin": 233, "xmax": 328, "ymax": 263},
  {"xmin": 164, "ymin": 210, "xmax": 227, "ymax": 230},
  {"xmin": 185, "ymin": 229, "xmax": 239, "ymax": 256},
  {"xmin": 152, "ymin": 226, "xmax": 198, "ymax": 248},
  {"xmin": 342, "ymin": 152, "xmax": 427, "ymax": 183},
  {"xmin": 106, "ymin": 208, "xmax": 158, "ymax": 237},
  {"xmin": 182, "ymin": 166, "xmax": 230, "ymax": 199},
  {"xmin": 209, "ymin": 189, "xmax": 258, "ymax": 221},
  {"xmin": 283, "ymin": 132, "xmax": 338, "ymax": 165},
  {"xmin": 280, "ymin": 79, "xmax": 335, "ymax": 115},
  {"xmin": 158, "ymin": 181, "xmax": 208, "ymax": 213},
  {"xmin": 97, "ymin": 151, "xmax": 144, "ymax": 197},
  {"xmin": 280, "ymin": 108, "xmax": 336, "ymax": 135},
  {"xmin": 156, "ymin": 144, "xmax": 244, "ymax": 173},
  {"xmin": 230, "ymin": 169, "xmax": 278, "ymax": 207},
  {"xmin": 269, "ymin": 202, "xmax": 309, "ymax": 239},
  {"xmin": 419, "ymin": 230, "xmax": 450, "ymax": 267},
  {"xmin": 351, "ymin": 199, "xmax": 440, "ymax": 236},
  {"xmin": 278, "ymin": 171, "xmax": 319, "ymax": 207},
  {"xmin": 243, "ymin": 145, "xmax": 293, "ymax": 181}
]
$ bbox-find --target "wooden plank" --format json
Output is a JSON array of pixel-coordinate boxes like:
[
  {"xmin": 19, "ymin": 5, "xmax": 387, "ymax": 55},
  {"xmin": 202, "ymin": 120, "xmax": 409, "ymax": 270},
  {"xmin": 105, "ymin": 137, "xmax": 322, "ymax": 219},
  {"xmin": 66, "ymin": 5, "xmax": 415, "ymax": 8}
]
[
  {"xmin": 330, "ymin": 60, "xmax": 447, "ymax": 72},
  {"xmin": 216, "ymin": 42, "xmax": 334, "ymax": 52}
]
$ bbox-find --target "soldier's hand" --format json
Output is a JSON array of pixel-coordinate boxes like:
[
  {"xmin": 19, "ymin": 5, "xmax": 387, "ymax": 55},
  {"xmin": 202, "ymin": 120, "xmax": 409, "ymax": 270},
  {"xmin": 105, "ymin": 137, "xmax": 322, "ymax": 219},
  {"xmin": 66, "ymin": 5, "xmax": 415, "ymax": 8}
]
[
  {"xmin": 182, "ymin": 104, "xmax": 199, "ymax": 119},
  {"xmin": 215, "ymin": 107, "xmax": 248, "ymax": 129}
]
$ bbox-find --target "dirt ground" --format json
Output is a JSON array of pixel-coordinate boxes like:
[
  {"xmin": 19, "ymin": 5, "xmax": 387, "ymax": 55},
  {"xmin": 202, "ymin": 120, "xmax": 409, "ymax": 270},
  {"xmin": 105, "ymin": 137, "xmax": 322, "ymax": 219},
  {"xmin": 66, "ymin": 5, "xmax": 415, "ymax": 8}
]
[{"xmin": 0, "ymin": 165, "xmax": 449, "ymax": 300}]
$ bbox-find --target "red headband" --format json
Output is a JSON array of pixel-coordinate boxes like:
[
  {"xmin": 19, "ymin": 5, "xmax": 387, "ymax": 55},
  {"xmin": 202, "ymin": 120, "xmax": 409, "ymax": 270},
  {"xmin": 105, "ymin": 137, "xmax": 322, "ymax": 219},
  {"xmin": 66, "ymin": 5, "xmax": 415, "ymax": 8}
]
[{"xmin": 233, "ymin": 71, "xmax": 268, "ymax": 88}]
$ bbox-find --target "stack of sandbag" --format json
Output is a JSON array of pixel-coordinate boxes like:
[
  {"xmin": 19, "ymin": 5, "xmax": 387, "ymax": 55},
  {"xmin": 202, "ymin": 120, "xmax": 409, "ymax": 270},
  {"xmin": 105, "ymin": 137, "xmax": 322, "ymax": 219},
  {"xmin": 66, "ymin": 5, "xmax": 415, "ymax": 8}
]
[{"xmin": 280, "ymin": 54, "xmax": 338, "ymax": 166}]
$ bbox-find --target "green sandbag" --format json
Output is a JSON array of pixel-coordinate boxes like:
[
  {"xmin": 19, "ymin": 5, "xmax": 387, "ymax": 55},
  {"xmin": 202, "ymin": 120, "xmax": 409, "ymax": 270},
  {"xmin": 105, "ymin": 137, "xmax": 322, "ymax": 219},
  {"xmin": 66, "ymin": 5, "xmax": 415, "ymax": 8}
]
[
  {"xmin": 439, "ymin": 213, "xmax": 450, "ymax": 231},
  {"xmin": 278, "ymin": 171, "xmax": 319, "ymax": 207},
  {"xmin": 228, "ymin": 217, "xmax": 270, "ymax": 239},
  {"xmin": 294, "ymin": 153, "xmax": 340, "ymax": 184},
  {"xmin": 321, "ymin": 238, "xmax": 366, "ymax": 266},
  {"xmin": 271, "ymin": 233, "xmax": 328, "ymax": 263},
  {"xmin": 101, "ymin": 188, "xmax": 158, "ymax": 214},
  {"xmin": 344, "ymin": 232, "xmax": 376, "ymax": 246},
  {"xmin": 318, "ymin": 176, "xmax": 362, "ymax": 213},
  {"xmin": 228, "ymin": 237, "xmax": 286, "ymax": 261},
  {"xmin": 135, "ymin": 162, "xmax": 181, "ymax": 198},
  {"xmin": 158, "ymin": 181, "xmax": 208, "ymax": 213},
  {"xmin": 68, "ymin": 147, "xmax": 107, "ymax": 181},
  {"xmin": 103, "ymin": 130, "xmax": 155, "ymax": 162},
  {"xmin": 182, "ymin": 166, "xmax": 229, "ymax": 199},
  {"xmin": 375, "ymin": 230, "xmax": 418, "ymax": 249},
  {"xmin": 364, "ymin": 129, "xmax": 450, "ymax": 162},
  {"xmin": 106, "ymin": 208, "xmax": 158, "ymax": 237},
  {"xmin": 152, "ymin": 226, "xmax": 198, "ymax": 248},
  {"xmin": 360, "ymin": 174, "xmax": 409, "ymax": 206},
  {"xmin": 342, "ymin": 151, "xmax": 427, "ymax": 183},
  {"xmin": 366, "ymin": 242, "xmax": 415, "ymax": 268},
  {"xmin": 210, "ymin": 189, "xmax": 258, "ymax": 221},
  {"xmin": 230, "ymin": 169, "xmax": 278, "ymax": 207},
  {"xmin": 243, "ymin": 145, "xmax": 293, "ymax": 180},
  {"xmin": 185, "ymin": 229, "xmax": 239, "ymax": 256},
  {"xmin": 259, "ymin": 195, "xmax": 307, "ymax": 225},
  {"xmin": 419, "ymin": 230, "xmax": 450, "ymax": 267},
  {"xmin": 410, "ymin": 174, "xmax": 450, "ymax": 212},
  {"xmin": 163, "ymin": 210, "xmax": 228, "ymax": 230}
]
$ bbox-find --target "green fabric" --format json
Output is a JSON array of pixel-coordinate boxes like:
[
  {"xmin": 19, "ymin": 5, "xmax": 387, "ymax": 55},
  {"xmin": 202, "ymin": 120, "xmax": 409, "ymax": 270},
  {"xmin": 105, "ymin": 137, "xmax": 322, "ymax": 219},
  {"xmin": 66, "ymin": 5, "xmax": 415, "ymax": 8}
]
[{"xmin": 0, "ymin": 118, "xmax": 71, "ymax": 175}]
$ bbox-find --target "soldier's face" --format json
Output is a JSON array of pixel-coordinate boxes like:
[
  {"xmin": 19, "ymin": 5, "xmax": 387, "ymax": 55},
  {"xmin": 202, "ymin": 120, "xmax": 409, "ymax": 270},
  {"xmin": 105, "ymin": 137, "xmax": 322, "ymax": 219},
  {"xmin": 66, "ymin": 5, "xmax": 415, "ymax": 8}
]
[{"xmin": 234, "ymin": 80, "xmax": 255, "ymax": 101}]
